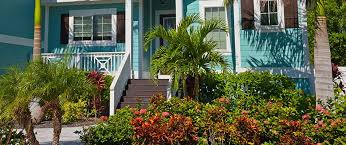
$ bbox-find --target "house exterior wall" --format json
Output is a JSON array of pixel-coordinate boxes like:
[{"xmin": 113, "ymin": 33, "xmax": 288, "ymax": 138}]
[
  {"xmin": 183, "ymin": 0, "xmax": 312, "ymax": 92},
  {"xmin": 0, "ymin": 0, "xmax": 35, "ymax": 74},
  {"xmin": 0, "ymin": 0, "xmax": 313, "ymax": 92},
  {"xmin": 44, "ymin": 2, "xmax": 141, "ymax": 75},
  {"xmin": 47, "ymin": 4, "xmax": 127, "ymax": 53},
  {"xmin": 142, "ymin": 0, "xmax": 176, "ymax": 76}
]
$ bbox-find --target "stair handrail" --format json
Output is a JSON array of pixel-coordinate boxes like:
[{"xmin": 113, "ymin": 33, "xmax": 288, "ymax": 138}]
[{"xmin": 109, "ymin": 52, "xmax": 131, "ymax": 115}]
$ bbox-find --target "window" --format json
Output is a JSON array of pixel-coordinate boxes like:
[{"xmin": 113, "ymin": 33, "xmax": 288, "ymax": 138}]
[
  {"xmin": 260, "ymin": 0, "xmax": 278, "ymax": 25},
  {"xmin": 254, "ymin": 0, "xmax": 284, "ymax": 30},
  {"xmin": 73, "ymin": 16, "xmax": 92, "ymax": 41},
  {"xmin": 73, "ymin": 15, "xmax": 112, "ymax": 41},
  {"xmin": 205, "ymin": 7, "xmax": 227, "ymax": 50},
  {"xmin": 69, "ymin": 9, "xmax": 117, "ymax": 45}
]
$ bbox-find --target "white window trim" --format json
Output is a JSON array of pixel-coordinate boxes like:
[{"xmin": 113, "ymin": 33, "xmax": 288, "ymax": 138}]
[
  {"xmin": 68, "ymin": 8, "xmax": 117, "ymax": 46},
  {"xmin": 254, "ymin": 0, "xmax": 285, "ymax": 32},
  {"xmin": 199, "ymin": 0, "xmax": 231, "ymax": 53}
]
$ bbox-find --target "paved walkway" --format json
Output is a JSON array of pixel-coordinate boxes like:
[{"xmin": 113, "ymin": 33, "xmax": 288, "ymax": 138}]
[{"xmin": 35, "ymin": 126, "xmax": 85, "ymax": 145}]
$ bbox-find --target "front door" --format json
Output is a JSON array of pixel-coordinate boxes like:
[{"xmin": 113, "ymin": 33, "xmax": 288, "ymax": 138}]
[{"xmin": 159, "ymin": 14, "xmax": 176, "ymax": 46}]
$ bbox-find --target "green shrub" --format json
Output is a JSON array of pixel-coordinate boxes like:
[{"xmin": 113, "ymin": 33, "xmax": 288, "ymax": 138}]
[
  {"xmin": 78, "ymin": 71, "xmax": 346, "ymax": 144},
  {"xmin": 199, "ymin": 71, "xmax": 296, "ymax": 102},
  {"xmin": 62, "ymin": 99, "xmax": 87, "ymax": 123},
  {"xmin": 79, "ymin": 107, "xmax": 134, "ymax": 145}
]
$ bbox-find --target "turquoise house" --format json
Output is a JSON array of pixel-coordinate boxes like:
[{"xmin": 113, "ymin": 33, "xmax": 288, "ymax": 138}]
[{"xmin": 0, "ymin": 0, "xmax": 313, "ymax": 113}]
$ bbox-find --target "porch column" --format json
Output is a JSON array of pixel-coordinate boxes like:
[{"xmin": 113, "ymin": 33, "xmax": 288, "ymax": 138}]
[
  {"xmin": 139, "ymin": 0, "xmax": 144, "ymax": 79},
  {"xmin": 175, "ymin": 0, "xmax": 183, "ymax": 27},
  {"xmin": 125, "ymin": 0, "xmax": 133, "ymax": 76}
]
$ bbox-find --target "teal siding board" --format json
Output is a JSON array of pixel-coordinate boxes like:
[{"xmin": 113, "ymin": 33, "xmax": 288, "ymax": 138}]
[
  {"xmin": 240, "ymin": 29, "xmax": 306, "ymax": 68},
  {"xmin": 184, "ymin": 0, "xmax": 199, "ymax": 16},
  {"xmin": 142, "ymin": 0, "xmax": 176, "ymax": 72},
  {"xmin": 132, "ymin": 3, "xmax": 140, "ymax": 72},
  {"xmin": 293, "ymin": 78, "xmax": 312, "ymax": 94},
  {"xmin": 0, "ymin": 0, "xmax": 34, "ymax": 39},
  {"xmin": 0, "ymin": 43, "xmax": 32, "ymax": 75},
  {"xmin": 239, "ymin": 0, "xmax": 308, "ymax": 69}
]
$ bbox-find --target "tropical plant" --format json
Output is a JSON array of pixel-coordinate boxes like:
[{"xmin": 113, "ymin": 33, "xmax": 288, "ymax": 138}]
[
  {"xmin": 79, "ymin": 107, "xmax": 134, "ymax": 145},
  {"xmin": 19, "ymin": 61, "xmax": 96, "ymax": 145},
  {"xmin": 62, "ymin": 99, "xmax": 87, "ymax": 123},
  {"xmin": 144, "ymin": 15, "xmax": 229, "ymax": 99},
  {"xmin": 33, "ymin": 0, "xmax": 41, "ymax": 60},
  {"xmin": 0, "ymin": 68, "xmax": 40, "ymax": 145},
  {"xmin": 0, "ymin": 61, "xmax": 100, "ymax": 145}
]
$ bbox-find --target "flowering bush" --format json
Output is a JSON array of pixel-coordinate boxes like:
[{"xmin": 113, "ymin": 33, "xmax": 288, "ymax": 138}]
[
  {"xmin": 79, "ymin": 71, "xmax": 346, "ymax": 144},
  {"xmin": 80, "ymin": 90, "xmax": 346, "ymax": 145}
]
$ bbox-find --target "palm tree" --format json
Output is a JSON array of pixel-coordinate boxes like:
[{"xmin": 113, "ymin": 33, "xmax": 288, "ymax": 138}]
[
  {"xmin": 20, "ymin": 61, "xmax": 96, "ymax": 145},
  {"xmin": 144, "ymin": 15, "xmax": 229, "ymax": 99},
  {"xmin": 33, "ymin": 0, "xmax": 41, "ymax": 61},
  {"xmin": 308, "ymin": 0, "xmax": 334, "ymax": 103},
  {"xmin": 0, "ymin": 68, "xmax": 40, "ymax": 145},
  {"xmin": 1, "ymin": 61, "xmax": 96, "ymax": 145}
]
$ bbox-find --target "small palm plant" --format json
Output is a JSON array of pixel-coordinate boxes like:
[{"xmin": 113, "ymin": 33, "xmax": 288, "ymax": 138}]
[
  {"xmin": 145, "ymin": 15, "xmax": 229, "ymax": 99},
  {"xmin": 0, "ymin": 61, "xmax": 96, "ymax": 145},
  {"xmin": 0, "ymin": 68, "xmax": 40, "ymax": 145}
]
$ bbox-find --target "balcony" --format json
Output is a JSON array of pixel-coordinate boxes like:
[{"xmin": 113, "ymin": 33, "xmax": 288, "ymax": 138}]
[{"xmin": 42, "ymin": 52, "xmax": 126, "ymax": 76}]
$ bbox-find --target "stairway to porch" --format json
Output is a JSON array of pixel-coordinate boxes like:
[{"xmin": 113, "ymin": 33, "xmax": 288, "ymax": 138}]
[{"xmin": 117, "ymin": 79, "xmax": 169, "ymax": 109}]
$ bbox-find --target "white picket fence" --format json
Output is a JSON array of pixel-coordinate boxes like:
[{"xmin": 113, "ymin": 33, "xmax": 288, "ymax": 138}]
[{"xmin": 42, "ymin": 52, "xmax": 126, "ymax": 76}]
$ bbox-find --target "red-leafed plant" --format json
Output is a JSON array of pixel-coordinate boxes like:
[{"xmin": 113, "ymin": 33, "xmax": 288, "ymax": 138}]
[
  {"xmin": 87, "ymin": 71, "xmax": 105, "ymax": 118},
  {"xmin": 131, "ymin": 111, "xmax": 198, "ymax": 144}
]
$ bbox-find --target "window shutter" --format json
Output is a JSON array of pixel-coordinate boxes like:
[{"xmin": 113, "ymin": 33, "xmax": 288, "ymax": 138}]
[
  {"xmin": 284, "ymin": 0, "xmax": 298, "ymax": 28},
  {"xmin": 241, "ymin": 0, "xmax": 255, "ymax": 29},
  {"xmin": 60, "ymin": 14, "xmax": 69, "ymax": 44},
  {"xmin": 117, "ymin": 11, "xmax": 125, "ymax": 43}
]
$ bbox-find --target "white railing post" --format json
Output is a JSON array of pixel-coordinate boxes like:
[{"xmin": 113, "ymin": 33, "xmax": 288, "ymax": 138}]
[
  {"xmin": 110, "ymin": 52, "xmax": 131, "ymax": 115},
  {"xmin": 126, "ymin": 0, "xmax": 133, "ymax": 78}
]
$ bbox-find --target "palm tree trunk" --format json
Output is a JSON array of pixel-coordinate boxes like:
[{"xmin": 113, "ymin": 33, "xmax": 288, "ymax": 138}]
[
  {"xmin": 33, "ymin": 0, "xmax": 41, "ymax": 61},
  {"xmin": 52, "ymin": 104, "xmax": 62, "ymax": 145},
  {"xmin": 24, "ymin": 119, "xmax": 40, "ymax": 145},
  {"xmin": 194, "ymin": 76, "xmax": 200, "ymax": 99},
  {"xmin": 314, "ymin": 16, "xmax": 334, "ymax": 104}
]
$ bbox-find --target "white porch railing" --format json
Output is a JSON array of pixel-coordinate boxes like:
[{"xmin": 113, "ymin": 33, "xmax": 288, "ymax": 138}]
[
  {"xmin": 42, "ymin": 52, "xmax": 126, "ymax": 76},
  {"xmin": 109, "ymin": 52, "xmax": 131, "ymax": 115}
]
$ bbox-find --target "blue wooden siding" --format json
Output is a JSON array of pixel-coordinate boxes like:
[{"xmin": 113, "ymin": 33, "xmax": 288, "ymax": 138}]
[
  {"xmin": 47, "ymin": 4, "xmax": 127, "ymax": 53},
  {"xmin": 0, "ymin": 0, "xmax": 34, "ymax": 75},
  {"xmin": 142, "ymin": 0, "xmax": 176, "ymax": 72},
  {"xmin": 240, "ymin": 29, "xmax": 307, "ymax": 68},
  {"xmin": 293, "ymin": 78, "xmax": 312, "ymax": 94},
  {"xmin": 0, "ymin": 43, "xmax": 32, "ymax": 74},
  {"xmin": 239, "ymin": 0, "xmax": 308, "ymax": 69},
  {"xmin": 184, "ymin": 0, "xmax": 199, "ymax": 16},
  {"xmin": 132, "ymin": 3, "xmax": 140, "ymax": 72},
  {"xmin": 0, "ymin": 0, "xmax": 34, "ymax": 39}
]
